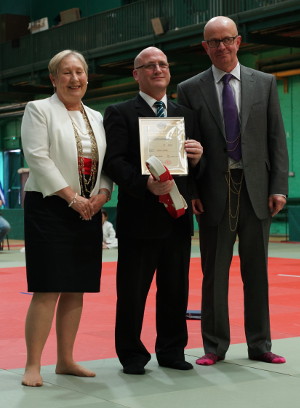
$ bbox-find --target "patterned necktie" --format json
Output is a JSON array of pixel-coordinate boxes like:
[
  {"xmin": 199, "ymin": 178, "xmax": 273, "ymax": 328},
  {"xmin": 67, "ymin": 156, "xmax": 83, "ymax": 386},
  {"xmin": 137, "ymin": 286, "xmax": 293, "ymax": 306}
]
[
  {"xmin": 154, "ymin": 100, "xmax": 166, "ymax": 117},
  {"xmin": 222, "ymin": 74, "xmax": 241, "ymax": 161}
]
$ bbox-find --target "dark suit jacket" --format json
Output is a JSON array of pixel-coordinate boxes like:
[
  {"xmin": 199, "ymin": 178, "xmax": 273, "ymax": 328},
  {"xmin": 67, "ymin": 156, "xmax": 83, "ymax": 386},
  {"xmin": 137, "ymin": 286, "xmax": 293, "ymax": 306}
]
[
  {"xmin": 103, "ymin": 94, "xmax": 200, "ymax": 239},
  {"xmin": 177, "ymin": 65, "xmax": 289, "ymax": 226}
]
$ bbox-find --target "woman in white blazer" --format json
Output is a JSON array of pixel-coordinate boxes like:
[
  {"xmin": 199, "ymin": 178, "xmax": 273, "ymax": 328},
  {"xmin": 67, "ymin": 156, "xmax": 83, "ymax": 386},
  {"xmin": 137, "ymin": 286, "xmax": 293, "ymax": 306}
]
[{"xmin": 21, "ymin": 50, "xmax": 112, "ymax": 387}]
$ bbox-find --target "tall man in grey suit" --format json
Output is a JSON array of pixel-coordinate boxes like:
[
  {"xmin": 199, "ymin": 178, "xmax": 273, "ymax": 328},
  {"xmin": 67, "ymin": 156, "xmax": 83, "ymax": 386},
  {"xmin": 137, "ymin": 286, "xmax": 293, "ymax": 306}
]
[
  {"xmin": 177, "ymin": 16, "xmax": 289, "ymax": 365},
  {"xmin": 104, "ymin": 47, "xmax": 203, "ymax": 374}
]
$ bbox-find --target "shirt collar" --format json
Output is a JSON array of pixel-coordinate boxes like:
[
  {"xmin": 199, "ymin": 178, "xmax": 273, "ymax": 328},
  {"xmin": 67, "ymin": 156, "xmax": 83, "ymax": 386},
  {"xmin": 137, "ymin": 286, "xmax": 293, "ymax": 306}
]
[
  {"xmin": 212, "ymin": 63, "xmax": 241, "ymax": 83},
  {"xmin": 139, "ymin": 91, "xmax": 167, "ymax": 108}
]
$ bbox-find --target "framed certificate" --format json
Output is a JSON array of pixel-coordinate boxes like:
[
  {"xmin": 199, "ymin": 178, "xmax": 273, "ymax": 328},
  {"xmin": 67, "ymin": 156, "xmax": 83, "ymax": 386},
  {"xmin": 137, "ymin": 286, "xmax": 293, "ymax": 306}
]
[{"xmin": 139, "ymin": 117, "xmax": 188, "ymax": 175}]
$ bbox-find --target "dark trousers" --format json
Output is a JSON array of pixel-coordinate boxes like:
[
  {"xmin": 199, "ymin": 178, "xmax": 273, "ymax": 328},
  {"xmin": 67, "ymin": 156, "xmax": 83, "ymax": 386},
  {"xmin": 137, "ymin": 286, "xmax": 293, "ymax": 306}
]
[
  {"xmin": 115, "ymin": 231, "xmax": 191, "ymax": 367},
  {"xmin": 199, "ymin": 170, "xmax": 272, "ymax": 358}
]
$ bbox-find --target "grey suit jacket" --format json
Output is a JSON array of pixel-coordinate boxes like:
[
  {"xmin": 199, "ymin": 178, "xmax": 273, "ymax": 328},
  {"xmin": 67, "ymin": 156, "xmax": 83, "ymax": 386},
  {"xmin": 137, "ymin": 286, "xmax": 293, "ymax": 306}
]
[{"xmin": 177, "ymin": 65, "xmax": 289, "ymax": 225}]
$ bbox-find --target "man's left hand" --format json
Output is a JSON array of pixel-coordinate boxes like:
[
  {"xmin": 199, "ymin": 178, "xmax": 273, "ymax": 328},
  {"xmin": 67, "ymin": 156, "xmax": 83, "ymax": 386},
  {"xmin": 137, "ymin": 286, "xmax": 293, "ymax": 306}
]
[
  {"xmin": 268, "ymin": 195, "xmax": 287, "ymax": 217},
  {"xmin": 185, "ymin": 139, "xmax": 203, "ymax": 167}
]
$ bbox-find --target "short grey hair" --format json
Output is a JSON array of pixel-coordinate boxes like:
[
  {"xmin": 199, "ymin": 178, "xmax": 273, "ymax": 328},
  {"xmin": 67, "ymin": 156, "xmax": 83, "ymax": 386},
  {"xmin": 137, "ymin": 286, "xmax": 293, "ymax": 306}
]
[{"xmin": 48, "ymin": 50, "xmax": 88, "ymax": 77}]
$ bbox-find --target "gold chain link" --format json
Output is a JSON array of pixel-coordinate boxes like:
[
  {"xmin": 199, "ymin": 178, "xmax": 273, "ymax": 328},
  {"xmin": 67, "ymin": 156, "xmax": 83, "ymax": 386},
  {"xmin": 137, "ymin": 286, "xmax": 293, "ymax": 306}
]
[
  {"xmin": 225, "ymin": 169, "xmax": 244, "ymax": 232},
  {"xmin": 69, "ymin": 106, "xmax": 98, "ymax": 195}
]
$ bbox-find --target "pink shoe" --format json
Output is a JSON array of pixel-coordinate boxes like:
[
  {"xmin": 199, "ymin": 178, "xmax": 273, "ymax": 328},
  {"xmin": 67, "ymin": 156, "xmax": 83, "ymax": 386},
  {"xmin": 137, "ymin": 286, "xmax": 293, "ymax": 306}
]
[
  {"xmin": 196, "ymin": 353, "xmax": 224, "ymax": 366},
  {"xmin": 250, "ymin": 352, "xmax": 286, "ymax": 364}
]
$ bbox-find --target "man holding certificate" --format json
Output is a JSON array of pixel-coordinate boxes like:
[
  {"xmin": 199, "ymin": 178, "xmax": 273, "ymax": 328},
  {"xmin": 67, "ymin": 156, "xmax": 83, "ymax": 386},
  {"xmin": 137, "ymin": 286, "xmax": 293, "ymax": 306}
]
[{"xmin": 103, "ymin": 46, "xmax": 203, "ymax": 375}]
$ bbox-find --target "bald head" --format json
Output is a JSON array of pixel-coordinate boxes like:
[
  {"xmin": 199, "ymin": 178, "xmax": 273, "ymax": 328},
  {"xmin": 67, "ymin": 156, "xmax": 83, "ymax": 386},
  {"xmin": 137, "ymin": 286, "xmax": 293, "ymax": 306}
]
[
  {"xmin": 202, "ymin": 16, "xmax": 241, "ymax": 72},
  {"xmin": 132, "ymin": 46, "xmax": 170, "ymax": 100},
  {"xmin": 204, "ymin": 16, "xmax": 238, "ymax": 40},
  {"xmin": 134, "ymin": 47, "xmax": 167, "ymax": 69}
]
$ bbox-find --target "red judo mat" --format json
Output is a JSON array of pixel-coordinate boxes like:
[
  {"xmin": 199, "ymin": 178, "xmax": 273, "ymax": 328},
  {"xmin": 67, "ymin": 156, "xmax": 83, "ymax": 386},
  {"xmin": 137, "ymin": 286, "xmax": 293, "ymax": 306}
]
[{"xmin": 1, "ymin": 256, "xmax": 300, "ymax": 370}]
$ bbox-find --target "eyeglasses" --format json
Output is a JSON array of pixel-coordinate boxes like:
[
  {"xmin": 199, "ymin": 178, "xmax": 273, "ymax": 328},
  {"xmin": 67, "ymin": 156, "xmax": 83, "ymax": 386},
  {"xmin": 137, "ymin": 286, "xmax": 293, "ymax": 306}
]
[
  {"xmin": 135, "ymin": 62, "xmax": 169, "ymax": 71},
  {"xmin": 205, "ymin": 36, "xmax": 238, "ymax": 48}
]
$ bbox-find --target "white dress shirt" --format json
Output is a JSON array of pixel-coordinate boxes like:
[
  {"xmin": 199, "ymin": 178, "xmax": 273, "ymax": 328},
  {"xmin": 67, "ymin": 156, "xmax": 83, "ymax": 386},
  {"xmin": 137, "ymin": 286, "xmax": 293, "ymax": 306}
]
[{"xmin": 139, "ymin": 91, "xmax": 168, "ymax": 116}]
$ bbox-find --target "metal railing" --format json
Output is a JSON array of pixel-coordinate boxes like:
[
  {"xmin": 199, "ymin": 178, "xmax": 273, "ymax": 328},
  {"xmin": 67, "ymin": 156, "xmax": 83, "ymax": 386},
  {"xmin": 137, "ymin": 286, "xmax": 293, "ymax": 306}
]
[{"xmin": 0, "ymin": 0, "xmax": 289, "ymax": 73}]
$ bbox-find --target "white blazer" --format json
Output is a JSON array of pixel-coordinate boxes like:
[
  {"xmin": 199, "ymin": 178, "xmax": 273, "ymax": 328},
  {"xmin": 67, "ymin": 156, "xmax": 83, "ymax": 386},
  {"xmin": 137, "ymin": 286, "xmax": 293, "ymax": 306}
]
[{"xmin": 21, "ymin": 93, "xmax": 112, "ymax": 197}]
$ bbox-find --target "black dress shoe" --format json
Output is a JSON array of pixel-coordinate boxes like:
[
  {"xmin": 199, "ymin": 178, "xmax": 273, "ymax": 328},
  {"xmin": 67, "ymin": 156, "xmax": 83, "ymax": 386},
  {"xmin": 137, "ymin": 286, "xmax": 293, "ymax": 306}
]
[
  {"xmin": 159, "ymin": 360, "xmax": 193, "ymax": 370},
  {"xmin": 123, "ymin": 364, "xmax": 145, "ymax": 375}
]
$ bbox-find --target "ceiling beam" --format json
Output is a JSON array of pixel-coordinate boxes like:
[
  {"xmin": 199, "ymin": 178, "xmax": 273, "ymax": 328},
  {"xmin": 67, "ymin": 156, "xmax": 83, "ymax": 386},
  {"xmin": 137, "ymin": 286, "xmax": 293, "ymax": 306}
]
[{"xmin": 245, "ymin": 33, "xmax": 300, "ymax": 48}]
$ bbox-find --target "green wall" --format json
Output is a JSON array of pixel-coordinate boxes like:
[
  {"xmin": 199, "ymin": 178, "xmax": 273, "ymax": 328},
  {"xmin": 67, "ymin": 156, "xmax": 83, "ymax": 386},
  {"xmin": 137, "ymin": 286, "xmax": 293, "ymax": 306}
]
[
  {"xmin": 0, "ymin": 118, "xmax": 22, "ymax": 151},
  {"xmin": 279, "ymin": 75, "xmax": 300, "ymax": 199},
  {"xmin": 1, "ymin": 209, "xmax": 24, "ymax": 239}
]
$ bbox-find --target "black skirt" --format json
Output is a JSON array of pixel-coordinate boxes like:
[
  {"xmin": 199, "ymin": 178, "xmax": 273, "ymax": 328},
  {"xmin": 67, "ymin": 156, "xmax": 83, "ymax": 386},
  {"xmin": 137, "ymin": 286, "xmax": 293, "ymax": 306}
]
[{"xmin": 24, "ymin": 192, "xmax": 103, "ymax": 292}]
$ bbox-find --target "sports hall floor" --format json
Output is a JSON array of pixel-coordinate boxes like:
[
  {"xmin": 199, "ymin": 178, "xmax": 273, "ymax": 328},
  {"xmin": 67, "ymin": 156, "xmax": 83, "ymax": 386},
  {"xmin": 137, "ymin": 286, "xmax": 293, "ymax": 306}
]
[{"xmin": 1, "ymin": 235, "xmax": 299, "ymax": 408}]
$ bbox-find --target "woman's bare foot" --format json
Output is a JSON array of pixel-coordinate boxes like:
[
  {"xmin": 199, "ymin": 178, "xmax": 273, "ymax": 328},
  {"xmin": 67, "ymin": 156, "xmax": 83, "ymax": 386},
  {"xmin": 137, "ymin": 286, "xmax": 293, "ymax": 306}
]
[
  {"xmin": 22, "ymin": 367, "xmax": 43, "ymax": 387},
  {"xmin": 55, "ymin": 362, "xmax": 96, "ymax": 377}
]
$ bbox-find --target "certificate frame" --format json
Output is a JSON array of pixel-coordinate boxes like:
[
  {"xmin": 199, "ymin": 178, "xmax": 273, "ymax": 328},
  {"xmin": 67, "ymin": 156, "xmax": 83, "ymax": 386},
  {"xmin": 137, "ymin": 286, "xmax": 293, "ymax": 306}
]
[{"xmin": 139, "ymin": 117, "xmax": 188, "ymax": 175}]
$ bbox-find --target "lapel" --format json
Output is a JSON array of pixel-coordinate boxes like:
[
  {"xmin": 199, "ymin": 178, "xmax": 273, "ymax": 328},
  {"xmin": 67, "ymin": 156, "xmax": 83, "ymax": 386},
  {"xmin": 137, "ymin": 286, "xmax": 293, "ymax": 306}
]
[
  {"xmin": 198, "ymin": 68, "xmax": 224, "ymax": 136},
  {"xmin": 200, "ymin": 66, "xmax": 256, "ymax": 138},
  {"xmin": 167, "ymin": 100, "xmax": 182, "ymax": 117},
  {"xmin": 84, "ymin": 105, "xmax": 98, "ymax": 137},
  {"xmin": 134, "ymin": 94, "xmax": 156, "ymax": 117},
  {"xmin": 134, "ymin": 94, "xmax": 182, "ymax": 118},
  {"xmin": 51, "ymin": 92, "xmax": 78, "ymax": 147},
  {"xmin": 240, "ymin": 65, "xmax": 256, "ymax": 135},
  {"xmin": 83, "ymin": 104, "xmax": 104, "ymax": 160}
]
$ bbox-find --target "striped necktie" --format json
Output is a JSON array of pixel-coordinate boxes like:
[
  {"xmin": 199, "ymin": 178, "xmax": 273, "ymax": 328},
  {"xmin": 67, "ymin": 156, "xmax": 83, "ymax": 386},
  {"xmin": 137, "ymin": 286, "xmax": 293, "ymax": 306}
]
[
  {"xmin": 154, "ymin": 100, "xmax": 166, "ymax": 117},
  {"xmin": 222, "ymin": 74, "xmax": 241, "ymax": 161}
]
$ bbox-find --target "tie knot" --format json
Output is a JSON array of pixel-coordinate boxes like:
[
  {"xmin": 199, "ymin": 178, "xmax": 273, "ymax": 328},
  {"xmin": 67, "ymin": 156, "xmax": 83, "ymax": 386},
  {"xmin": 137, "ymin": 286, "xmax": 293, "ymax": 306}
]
[
  {"xmin": 222, "ymin": 74, "xmax": 233, "ymax": 85},
  {"xmin": 154, "ymin": 100, "xmax": 165, "ymax": 117},
  {"xmin": 154, "ymin": 101, "xmax": 165, "ymax": 108}
]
